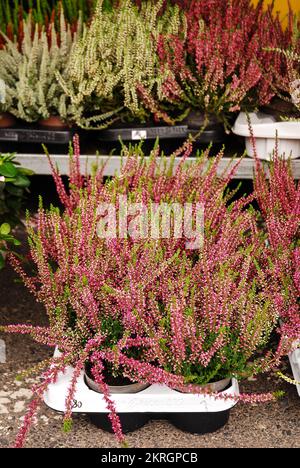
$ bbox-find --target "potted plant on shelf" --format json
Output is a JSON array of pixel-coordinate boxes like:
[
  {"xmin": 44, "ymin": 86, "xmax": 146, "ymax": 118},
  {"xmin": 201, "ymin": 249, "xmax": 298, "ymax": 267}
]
[
  {"xmin": 0, "ymin": 136, "xmax": 292, "ymax": 447},
  {"xmin": 0, "ymin": 10, "xmax": 83, "ymax": 128},
  {"xmin": 233, "ymin": 13, "xmax": 300, "ymax": 160},
  {"xmin": 57, "ymin": 0, "xmax": 189, "ymax": 134},
  {"xmin": 158, "ymin": 0, "xmax": 291, "ymax": 141}
]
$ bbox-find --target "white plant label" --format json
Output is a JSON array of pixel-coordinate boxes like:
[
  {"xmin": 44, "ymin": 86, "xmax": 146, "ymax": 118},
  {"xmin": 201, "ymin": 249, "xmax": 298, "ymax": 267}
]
[{"xmin": 132, "ymin": 130, "xmax": 147, "ymax": 140}]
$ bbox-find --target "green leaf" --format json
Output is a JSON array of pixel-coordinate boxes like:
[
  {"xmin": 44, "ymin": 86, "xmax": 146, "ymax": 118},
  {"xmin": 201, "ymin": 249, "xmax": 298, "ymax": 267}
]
[
  {"xmin": 5, "ymin": 185, "xmax": 24, "ymax": 197},
  {"xmin": 0, "ymin": 252, "xmax": 5, "ymax": 269},
  {"xmin": 12, "ymin": 175, "xmax": 31, "ymax": 188},
  {"xmin": 18, "ymin": 168, "xmax": 35, "ymax": 176},
  {"xmin": 0, "ymin": 162, "xmax": 18, "ymax": 178},
  {"xmin": 0, "ymin": 223, "xmax": 10, "ymax": 235}
]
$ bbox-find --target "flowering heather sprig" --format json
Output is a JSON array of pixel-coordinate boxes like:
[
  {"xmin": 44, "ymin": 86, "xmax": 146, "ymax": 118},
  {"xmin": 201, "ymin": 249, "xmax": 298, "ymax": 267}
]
[
  {"xmin": 14, "ymin": 356, "xmax": 69, "ymax": 448},
  {"xmin": 90, "ymin": 353, "xmax": 126, "ymax": 446}
]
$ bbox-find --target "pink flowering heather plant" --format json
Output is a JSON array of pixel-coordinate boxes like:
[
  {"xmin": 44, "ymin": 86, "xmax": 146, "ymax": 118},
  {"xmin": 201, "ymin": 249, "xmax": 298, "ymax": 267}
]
[
  {"xmin": 254, "ymin": 155, "xmax": 300, "ymax": 341},
  {"xmin": 1, "ymin": 136, "xmax": 291, "ymax": 447},
  {"xmin": 156, "ymin": 0, "xmax": 292, "ymax": 129}
]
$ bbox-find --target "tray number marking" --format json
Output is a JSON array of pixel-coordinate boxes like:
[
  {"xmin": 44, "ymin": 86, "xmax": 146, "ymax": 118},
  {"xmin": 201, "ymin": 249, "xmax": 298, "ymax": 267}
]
[{"xmin": 72, "ymin": 399, "xmax": 83, "ymax": 409}]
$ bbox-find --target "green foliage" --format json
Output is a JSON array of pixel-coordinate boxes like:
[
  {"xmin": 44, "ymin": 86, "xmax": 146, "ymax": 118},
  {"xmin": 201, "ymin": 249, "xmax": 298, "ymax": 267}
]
[
  {"xmin": 0, "ymin": 0, "xmax": 96, "ymax": 34},
  {"xmin": 0, "ymin": 222, "xmax": 21, "ymax": 269},
  {"xmin": 0, "ymin": 153, "xmax": 33, "ymax": 227},
  {"xmin": 63, "ymin": 418, "xmax": 73, "ymax": 433}
]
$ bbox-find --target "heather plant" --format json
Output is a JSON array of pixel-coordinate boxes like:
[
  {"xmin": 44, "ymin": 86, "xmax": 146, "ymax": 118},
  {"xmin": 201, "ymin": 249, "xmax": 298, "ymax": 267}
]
[
  {"xmin": 0, "ymin": 136, "xmax": 292, "ymax": 447},
  {"xmin": 254, "ymin": 155, "xmax": 300, "ymax": 341},
  {"xmin": 57, "ymin": 0, "xmax": 188, "ymax": 128},
  {"xmin": 0, "ymin": 77, "xmax": 11, "ymax": 116},
  {"xmin": 157, "ymin": 0, "xmax": 292, "ymax": 130},
  {"xmin": 267, "ymin": 16, "xmax": 300, "ymax": 119},
  {"xmin": 0, "ymin": 10, "xmax": 83, "ymax": 123}
]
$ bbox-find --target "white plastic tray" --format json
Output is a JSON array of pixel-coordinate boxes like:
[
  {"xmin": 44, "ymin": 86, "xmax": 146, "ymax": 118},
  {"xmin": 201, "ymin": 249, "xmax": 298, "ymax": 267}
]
[
  {"xmin": 43, "ymin": 364, "xmax": 239, "ymax": 414},
  {"xmin": 232, "ymin": 112, "xmax": 300, "ymax": 160},
  {"xmin": 289, "ymin": 342, "xmax": 300, "ymax": 397}
]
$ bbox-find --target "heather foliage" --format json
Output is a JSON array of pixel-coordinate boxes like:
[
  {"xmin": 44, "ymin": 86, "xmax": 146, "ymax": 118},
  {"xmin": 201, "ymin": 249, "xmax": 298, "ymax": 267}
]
[
  {"xmin": 268, "ymin": 16, "xmax": 300, "ymax": 118},
  {"xmin": 1, "ymin": 136, "xmax": 295, "ymax": 447},
  {"xmin": 57, "ymin": 0, "xmax": 187, "ymax": 128},
  {"xmin": 59, "ymin": 0, "xmax": 291, "ymax": 129},
  {"xmin": 254, "ymin": 156, "xmax": 300, "ymax": 340},
  {"xmin": 158, "ymin": 0, "xmax": 291, "ymax": 129},
  {"xmin": 0, "ymin": 10, "xmax": 83, "ymax": 122}
]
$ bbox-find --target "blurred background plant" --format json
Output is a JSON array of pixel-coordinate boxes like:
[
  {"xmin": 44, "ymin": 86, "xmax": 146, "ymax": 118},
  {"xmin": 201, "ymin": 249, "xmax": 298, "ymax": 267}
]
[
  {"xmin": 0, "ymin": 0, "xmax": 96, "ymax": 40},
  {"xmin": 0, "ymin": 153, "xmax": 33, "ymax": 227}
]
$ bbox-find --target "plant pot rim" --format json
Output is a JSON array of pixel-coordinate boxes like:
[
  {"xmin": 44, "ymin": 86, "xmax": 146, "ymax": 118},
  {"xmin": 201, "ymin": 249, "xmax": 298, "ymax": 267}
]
[
  {"xmin": 173, "ymin": 377, "xmax": 231, "ymax": 394},
  {"xmin": 0, "ymin": 112, "xmax": 16, "ymax": 128},
  {"xmin": 84, "ymin": 370, "xmax": 150, "ymax": 394},
  {"xmin": 38, "ymin": 116, "xmax": 70, "ymax": 129}
]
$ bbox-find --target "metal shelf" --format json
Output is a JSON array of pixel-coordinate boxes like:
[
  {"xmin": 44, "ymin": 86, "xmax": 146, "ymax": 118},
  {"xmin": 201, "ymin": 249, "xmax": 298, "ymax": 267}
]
[{"xmin": 14, "ymin": 153, "xmax": 300, "ymax": 179}]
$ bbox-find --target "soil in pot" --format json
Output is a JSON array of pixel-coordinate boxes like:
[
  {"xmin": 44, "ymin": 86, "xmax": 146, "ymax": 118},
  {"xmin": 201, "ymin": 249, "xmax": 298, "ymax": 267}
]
[
  {"xmin": 0, "ymin": 113, "xmax": 16, "ymax": 128},
  {"xmin": 169, "ymin": 377, "xmax": 232, "ymax": 435},
  {"xmin": 38, "ymin": 116, "xmax": 70, "ymax": 129},
  {"xmin": 85, "ymin": 363, "xmax": 150, "ymax": 433}
]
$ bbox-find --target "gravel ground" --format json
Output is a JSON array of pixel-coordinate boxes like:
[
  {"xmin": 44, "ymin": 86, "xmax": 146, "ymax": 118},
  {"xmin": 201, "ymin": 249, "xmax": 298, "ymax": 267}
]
[{"xmin": 0, "ymin": 231, "xmax": 299, "ymax": 449}]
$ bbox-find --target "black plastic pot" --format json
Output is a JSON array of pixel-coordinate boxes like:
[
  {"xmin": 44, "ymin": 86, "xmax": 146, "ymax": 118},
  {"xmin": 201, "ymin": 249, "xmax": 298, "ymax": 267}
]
[
  {"xmin": 97, "ymin": 125, "xmax": 188, "ymax": 142},
  {"xmin": 89, "ymin": 412, "xmax": 150, "ymax": 434},
  {"xmin": 85, "ymin": 366, "xmax": 150, "ymax": 433},
  {"xmin": 0, "ymin": 125, "xmax": 73, "ymax": 145},
  {"xmin": 169, "ymin": 409, "xmax": 230, "ymax": 434},
  {"xmin": 97, "ymin": 124, "xmax": 188, "ymax": 156},
  {"xmin": 184, "ymin": 111, "xmax": 226, "ymax": 144},
  {"xmin": 0, "ymin": 124, "xmax": 76, "ymax": 154}
]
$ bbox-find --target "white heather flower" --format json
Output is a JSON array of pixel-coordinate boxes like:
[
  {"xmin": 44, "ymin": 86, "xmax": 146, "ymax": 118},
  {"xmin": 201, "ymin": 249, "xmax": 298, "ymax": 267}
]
[
  {"xmin": 0, "ymin": 79, "xmax": 6, "ymax": 104},
  {"xmin": 290, "ymin": 79, "xmax": 300, "ymax": 107}
]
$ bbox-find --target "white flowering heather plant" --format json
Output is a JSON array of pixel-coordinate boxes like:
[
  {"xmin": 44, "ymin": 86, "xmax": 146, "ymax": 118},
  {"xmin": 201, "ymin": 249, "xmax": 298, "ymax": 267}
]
[
  {"xmin": 57, "ymin": 0, "xmax": 188, "ymax": 128},
  {"xmin": 0, "ymin": 10, "xmax": 83, "ymax": 123},
  {"xmin": 1, "ymin": 137, "xmax": 291, "ymax": 447}
]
